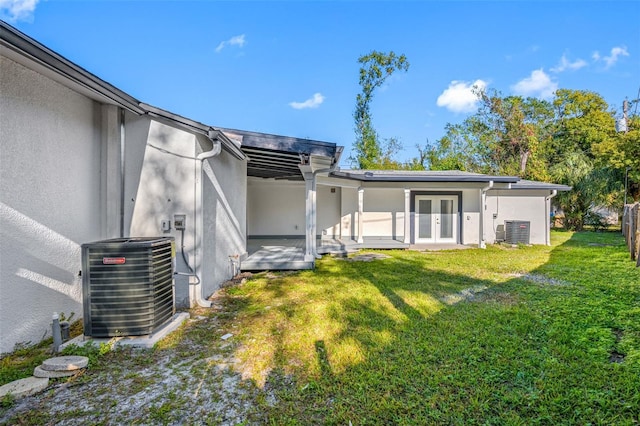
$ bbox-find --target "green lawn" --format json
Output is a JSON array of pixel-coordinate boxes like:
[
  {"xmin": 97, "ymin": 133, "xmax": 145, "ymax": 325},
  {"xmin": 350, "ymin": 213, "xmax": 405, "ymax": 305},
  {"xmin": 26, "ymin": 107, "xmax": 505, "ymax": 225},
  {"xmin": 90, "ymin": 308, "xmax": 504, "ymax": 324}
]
[
  {"xmin": 225, "ymin": 231, "xmax": 640, "ymax": 424},
  {"xmin": 2, "ymin": 231, "xmax": 639, "ymax": 424}
]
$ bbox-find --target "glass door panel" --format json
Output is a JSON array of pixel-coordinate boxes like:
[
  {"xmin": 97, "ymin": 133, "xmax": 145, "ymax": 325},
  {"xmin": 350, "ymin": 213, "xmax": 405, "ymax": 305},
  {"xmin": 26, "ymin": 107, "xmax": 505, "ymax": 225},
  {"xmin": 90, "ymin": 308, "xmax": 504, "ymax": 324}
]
[
  {"xmin": 417, "ymin": 199, "xmax": 432, "ymax": 240},
  {"xmin": 440, "ymin": 199, "xmax": 454, "ymax": 239}
]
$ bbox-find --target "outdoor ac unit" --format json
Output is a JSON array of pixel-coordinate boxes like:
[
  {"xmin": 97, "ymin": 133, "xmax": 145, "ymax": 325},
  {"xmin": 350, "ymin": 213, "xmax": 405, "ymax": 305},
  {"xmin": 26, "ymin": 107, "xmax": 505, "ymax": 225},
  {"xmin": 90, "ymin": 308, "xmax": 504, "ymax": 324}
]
[
  {"xmin": 504, "ymin": 221, "xmax": 531, "ymax": 245},
  {"xmin": 81, "ymin": 237, "xmax": 175, "ymax": 337}
]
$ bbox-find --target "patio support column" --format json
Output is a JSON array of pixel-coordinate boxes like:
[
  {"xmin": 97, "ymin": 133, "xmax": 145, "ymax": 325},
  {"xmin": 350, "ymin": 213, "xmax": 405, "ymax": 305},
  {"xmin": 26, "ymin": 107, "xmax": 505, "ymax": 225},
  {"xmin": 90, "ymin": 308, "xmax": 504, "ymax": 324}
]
[
  {"xmin": 303, "ymin": 171, "xmax": 317, "ymax": 261},
  {"xmin": 404, "ymin": 189, "xmax": 411, "ymax": 244},
  {"xmin": 357, "ymin": 187, "xmax": 364, "ymax": 244}
]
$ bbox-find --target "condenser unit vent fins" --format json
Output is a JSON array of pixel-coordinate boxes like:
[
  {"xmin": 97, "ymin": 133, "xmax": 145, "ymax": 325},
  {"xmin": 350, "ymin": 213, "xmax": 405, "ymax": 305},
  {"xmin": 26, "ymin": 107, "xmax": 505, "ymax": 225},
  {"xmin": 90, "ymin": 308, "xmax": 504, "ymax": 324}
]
[
  {"xmin": 81, "ymin": 237, "xmax": 175, "ymax": 337},
  {"xmin": 504, "ymin": 221, "xmax": 530, "ymax": 245}
]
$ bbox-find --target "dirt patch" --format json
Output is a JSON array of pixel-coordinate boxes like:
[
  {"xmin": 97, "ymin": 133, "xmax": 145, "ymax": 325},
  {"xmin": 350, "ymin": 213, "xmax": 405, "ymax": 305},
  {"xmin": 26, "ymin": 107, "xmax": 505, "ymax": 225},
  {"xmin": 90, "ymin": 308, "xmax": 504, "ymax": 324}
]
[
  {"xmin": 220, "ymin": 272, "xmax": 253, "ymax": 288},
  {"xmin": 340, "ymin": 252, "xmax": 391, "ymax": 262},
  {"xmin": 609, "ymin": 328, "xmax": 626, "ymax": 364},
  {"xmin": 508, "ymin": 273, "xmax": 570, "ymax": 286},
  {"xmin": 440, "ymin": 286, "xmax": 488, "ymax": 305},
  {"xmin": 0, "ymin": 295, "xmax": 271, "ymax": 425}
]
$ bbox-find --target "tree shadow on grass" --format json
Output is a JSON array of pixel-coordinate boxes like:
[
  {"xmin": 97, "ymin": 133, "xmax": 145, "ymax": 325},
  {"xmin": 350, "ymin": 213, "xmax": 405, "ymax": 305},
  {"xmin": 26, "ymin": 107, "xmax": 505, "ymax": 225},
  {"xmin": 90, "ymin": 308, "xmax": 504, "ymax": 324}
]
[{"xmin": 252, "ymin": 233, "xmax": 640, "ymax": 424}]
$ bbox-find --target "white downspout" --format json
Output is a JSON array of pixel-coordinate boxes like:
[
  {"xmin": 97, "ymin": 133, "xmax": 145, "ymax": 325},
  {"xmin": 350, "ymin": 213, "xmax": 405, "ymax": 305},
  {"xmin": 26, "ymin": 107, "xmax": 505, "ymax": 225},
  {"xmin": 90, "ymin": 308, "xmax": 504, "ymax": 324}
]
[
  {"xmin": 479, "ymin": 181, "xmax": 494, "ymax": 249},
  {"xmin": 192, "ymin": 131, "xmax": 222, "ymax": 307},
  {"xmin": 545, "ymin": 190, "xmax": 558, "ymax": 246}
]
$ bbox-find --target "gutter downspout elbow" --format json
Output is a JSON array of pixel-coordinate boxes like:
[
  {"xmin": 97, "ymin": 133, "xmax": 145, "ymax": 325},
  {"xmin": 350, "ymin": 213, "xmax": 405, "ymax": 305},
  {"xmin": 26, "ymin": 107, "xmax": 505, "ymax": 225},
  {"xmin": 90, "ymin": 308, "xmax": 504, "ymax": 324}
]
[
  {"xmin": 479, "ymin": 181, "xmax": 494, "ymax": 249},
  {"xmin": 193, "ymin": 134, "xmax": 222, "ymax": 308},
  {"xmin": 545, "ymin": 190, "xmax": 558, "ymax": 246},
  {"xmin": 197, "ymin": 131, "xmax": 222, "ymax": 160}
]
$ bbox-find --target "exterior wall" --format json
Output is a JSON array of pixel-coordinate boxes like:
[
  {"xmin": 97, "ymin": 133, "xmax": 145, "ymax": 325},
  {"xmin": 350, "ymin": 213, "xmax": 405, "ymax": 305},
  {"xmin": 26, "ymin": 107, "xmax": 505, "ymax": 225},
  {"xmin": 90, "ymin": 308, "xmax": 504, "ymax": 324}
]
[
  {"xmin": 0, "ymin": 56, "xmax": 108, "ymax": 353},
  {"xmin": 362, "ymin": 188, "xmax": 406, "ymax": 239},
  {"xmin": 247, "ymin": 178, "xmax": 305, "ymax": 236},
  {"xmin": 124, "ymin": 120, "xmax": 247, "ymax": 306},
  {"xmin": 461, "ymin": 188, "xmax": 481, "ymax": 245},
  {"xmin": 340, "ymin": 186, "xmax": 359, "ymax": 239},
  {"xmin": 485, "ymin": 190, "xmax": 549, "ymax": 245},
  {"xmin": 201, "ymin": 144, "xmax": 247, "ymax": 298},
  {"xmin": 317, "ymin": 185, "xmax": 341, "ymax": 237}
]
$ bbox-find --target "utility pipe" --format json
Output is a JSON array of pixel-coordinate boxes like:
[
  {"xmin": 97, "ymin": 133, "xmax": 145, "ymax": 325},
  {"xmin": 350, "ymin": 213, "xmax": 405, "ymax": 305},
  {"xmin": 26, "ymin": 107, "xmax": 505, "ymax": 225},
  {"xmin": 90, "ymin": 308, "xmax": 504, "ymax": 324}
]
[
  {"xmin": 190, "ymin": 131, "xmax": 222, "ymax": 307},
  {"xmin": 545, "ymin": 190, "xmax": 558, "ymax": 246},
  {"xmin": 479, "ymin": 181, "xmax": 494, "ymax": 248}
]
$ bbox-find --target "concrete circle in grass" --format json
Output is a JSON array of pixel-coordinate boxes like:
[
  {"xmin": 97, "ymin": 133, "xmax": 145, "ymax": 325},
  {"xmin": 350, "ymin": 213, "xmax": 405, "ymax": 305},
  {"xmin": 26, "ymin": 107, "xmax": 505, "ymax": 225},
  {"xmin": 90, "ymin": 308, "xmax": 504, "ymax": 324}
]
[
  {"xmin": 0, "ymin": 377, "xmax": 49, "ymax": 399},
  {"xmin": 34, "ymin": 365, "xmax": 80, "ymax": 378},
  {"xmin": 41, "ymin": 355, "xmax": 89, "ymax": 371}
]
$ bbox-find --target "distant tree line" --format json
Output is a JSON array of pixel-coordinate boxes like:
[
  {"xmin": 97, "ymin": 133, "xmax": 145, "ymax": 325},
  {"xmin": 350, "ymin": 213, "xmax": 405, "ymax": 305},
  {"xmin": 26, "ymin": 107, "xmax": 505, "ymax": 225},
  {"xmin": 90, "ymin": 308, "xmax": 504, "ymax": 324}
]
[{"xmin": 351, "ymin": 51, "xmax": 640, "ymax": 231}]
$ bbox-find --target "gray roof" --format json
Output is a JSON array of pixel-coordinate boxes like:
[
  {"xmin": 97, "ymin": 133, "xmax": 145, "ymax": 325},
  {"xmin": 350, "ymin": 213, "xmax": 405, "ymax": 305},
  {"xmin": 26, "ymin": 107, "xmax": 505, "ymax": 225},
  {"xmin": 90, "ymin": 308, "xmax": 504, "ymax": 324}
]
[
  {"xmin": 332, "ymin": 169, "xmax": 520, "ymax": 183},
  {"xmin": 222, "ymin": 128, "xmax": 341, "ymax": 180},
  {"xmin": 509, "ymin": 179, "xmax": 572, "ymax": 191}
]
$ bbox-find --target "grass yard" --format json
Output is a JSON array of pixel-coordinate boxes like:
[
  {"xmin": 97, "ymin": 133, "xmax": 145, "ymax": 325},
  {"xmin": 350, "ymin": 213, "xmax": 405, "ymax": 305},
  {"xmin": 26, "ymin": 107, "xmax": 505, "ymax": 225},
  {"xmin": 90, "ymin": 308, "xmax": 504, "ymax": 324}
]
[
  {"xmin": 226, "ymin": 231, "xmax": 640, "ymax": 424},
  {"xmin": 1, "ymin": 230, "xmax": 639, "ymax": 425}
]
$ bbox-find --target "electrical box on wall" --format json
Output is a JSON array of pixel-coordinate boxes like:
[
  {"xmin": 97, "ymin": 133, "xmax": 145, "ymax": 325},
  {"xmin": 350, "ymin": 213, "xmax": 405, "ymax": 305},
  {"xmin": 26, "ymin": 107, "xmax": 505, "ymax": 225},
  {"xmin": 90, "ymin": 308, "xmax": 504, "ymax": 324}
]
[{"xmin": 174, "ymin": 214, "xmax": 186, "ymax": 230}]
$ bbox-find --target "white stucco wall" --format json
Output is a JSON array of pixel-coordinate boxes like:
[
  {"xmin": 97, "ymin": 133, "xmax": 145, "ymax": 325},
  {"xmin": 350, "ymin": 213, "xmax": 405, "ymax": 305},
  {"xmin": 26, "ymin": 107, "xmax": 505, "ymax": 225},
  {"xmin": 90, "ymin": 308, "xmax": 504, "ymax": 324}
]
[
  {"xmin": 247, "ymin": 178, "xmax": 305, "ymax": 236},
  {"xmin": 124, "ymin": 120, "xmax": 247, "ymax": 307},
  {"xmin": 361, "ymin": 188, "xmax": 406, "ymax": 239},
  {"xmin": 0, "ymin": 56, "xmax": 106, "ymax": 353},
  {"xmin": 485, "ymin": 190, "xmax": 549, "ymax": 245},
  {"xmin": 340, "ymin": 187, "xmax": 359, "ymax": 240},
  {"xmin": 317, "ymin": 185, "xmax": 341, "ymax": 237},
  {"xmin": 201, "ymin": 144, "xmax": 247, "ymax": 298}
]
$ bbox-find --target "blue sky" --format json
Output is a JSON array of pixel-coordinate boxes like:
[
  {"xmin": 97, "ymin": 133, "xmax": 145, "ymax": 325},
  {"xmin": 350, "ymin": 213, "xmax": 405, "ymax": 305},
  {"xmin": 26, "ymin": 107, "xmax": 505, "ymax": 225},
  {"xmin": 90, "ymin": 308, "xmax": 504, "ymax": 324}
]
[{"xmin": 3, "ymin": 1, "xmax": 639, "ymax": 166}]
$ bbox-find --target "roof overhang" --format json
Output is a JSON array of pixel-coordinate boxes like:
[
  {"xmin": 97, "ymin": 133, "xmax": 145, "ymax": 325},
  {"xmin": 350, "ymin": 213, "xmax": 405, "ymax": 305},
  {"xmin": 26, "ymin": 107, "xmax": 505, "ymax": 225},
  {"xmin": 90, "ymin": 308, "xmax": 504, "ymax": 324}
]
[
  {"xmin": 331, "ymin": 170, "xmax": 520, "ymax": 184},
  {"xmin": 1, "ymin": 21, "xmax": 144, "ymax": 114},
  {"xmin": 140, "ymin": 104, "xmax": 245, "ymax": 160},
  {"xmin": 509, "ymin": 180, "xmax": 572, "ymax": 191},
  {"xmin": 223, "ymin": 128, "xmax": 340, "ymax": 180}
]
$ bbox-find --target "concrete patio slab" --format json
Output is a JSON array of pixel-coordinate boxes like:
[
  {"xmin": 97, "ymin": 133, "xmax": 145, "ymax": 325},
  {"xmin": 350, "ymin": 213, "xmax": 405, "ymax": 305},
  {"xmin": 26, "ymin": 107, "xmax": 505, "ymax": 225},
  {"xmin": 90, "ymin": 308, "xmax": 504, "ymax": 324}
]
[{"xmin": 60, "ymin": 312, "xmax": 190, "ymax": 350}]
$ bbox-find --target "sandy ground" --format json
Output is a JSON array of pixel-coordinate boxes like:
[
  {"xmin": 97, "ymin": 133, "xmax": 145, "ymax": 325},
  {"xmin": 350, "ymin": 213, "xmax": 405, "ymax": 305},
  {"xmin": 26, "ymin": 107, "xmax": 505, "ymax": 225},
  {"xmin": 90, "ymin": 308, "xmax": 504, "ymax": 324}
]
[{"xmin": 0, "ymin": 293, "xmax": 273, "ymax": 425}]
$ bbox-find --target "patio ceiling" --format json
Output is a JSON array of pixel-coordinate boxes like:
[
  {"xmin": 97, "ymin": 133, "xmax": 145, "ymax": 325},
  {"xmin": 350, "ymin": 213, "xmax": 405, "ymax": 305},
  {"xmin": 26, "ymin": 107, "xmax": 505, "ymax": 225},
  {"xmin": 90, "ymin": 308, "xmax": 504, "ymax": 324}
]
[{"xmin": 222, "ymin": 128, "xmax": 339, "ymax": 180}]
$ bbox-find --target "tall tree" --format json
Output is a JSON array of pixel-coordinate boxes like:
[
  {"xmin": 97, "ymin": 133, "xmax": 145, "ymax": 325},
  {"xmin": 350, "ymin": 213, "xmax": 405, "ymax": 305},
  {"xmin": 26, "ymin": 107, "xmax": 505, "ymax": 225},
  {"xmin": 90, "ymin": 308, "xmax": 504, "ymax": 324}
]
[
  {"xmin": 550, "ymin": 89, "xmax": 616, "ymax": 162},
  {"xmin": 477, "ymin": 91, "xmax": 553, "ymax": 180},
  {"xmin": 592, "ymin": 113, "xmax": 640, "ymax": 202},
  {"xmin": 426, "ymin": 89, "xmax": 553, "ymax": 180},
  {"xmin": 550, "ymin": 152, "xmax": 621, "ymax": 230},
  {"xmin": 351, "ymin": 51, "xmax": 409, "ymax": 169}
]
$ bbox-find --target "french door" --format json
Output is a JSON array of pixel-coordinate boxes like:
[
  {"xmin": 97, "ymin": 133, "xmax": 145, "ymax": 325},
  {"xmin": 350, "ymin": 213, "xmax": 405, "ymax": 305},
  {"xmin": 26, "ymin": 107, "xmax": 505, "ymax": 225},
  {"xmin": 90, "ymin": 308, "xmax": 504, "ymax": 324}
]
[{"xmin": 415, "ymin": 196, "xmax": 458, "ymax": 243}]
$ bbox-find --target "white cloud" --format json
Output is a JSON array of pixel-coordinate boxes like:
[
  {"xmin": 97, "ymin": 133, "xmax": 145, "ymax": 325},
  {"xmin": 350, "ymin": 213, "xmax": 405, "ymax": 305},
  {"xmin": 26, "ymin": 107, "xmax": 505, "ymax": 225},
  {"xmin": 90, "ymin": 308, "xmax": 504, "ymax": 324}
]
[
  {"xmin": 215, "ymin": 34, "xmax": 246, "ymax": 53},
  {"xmin": 551, "ymin": 54, "xmax": 587, "ymax": 73},
  {"xmin": 511, "ymin": 69, "xmax": 557, "ymax": 99},
  {"xmin": 602, "ymin": 46, "xmax": 629, "ymax": 68},
  {"xmin": 289, "ymin": 93, "xmax": 325, "ymax": 110},
  {"xmin": 0, "ymin": 0, "xmax": 38, "ymax": 22},
  {"xmin": 436, "ymin": 80, "xmax": 487, "ymax": 113}
]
